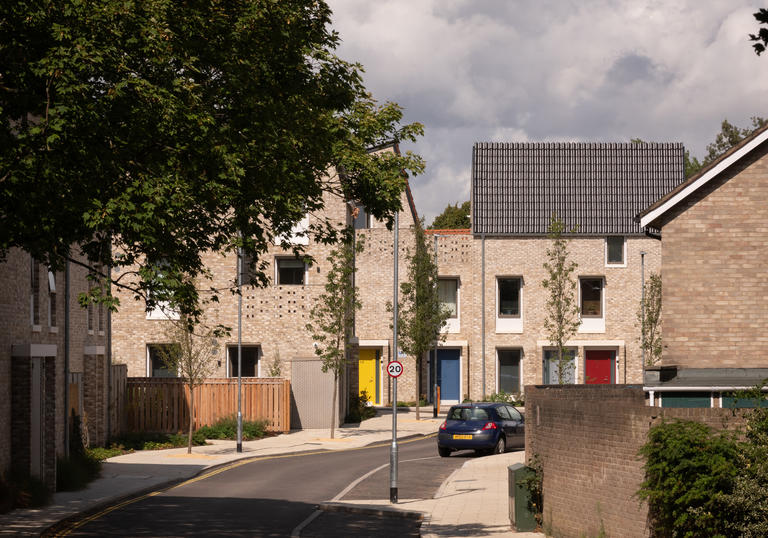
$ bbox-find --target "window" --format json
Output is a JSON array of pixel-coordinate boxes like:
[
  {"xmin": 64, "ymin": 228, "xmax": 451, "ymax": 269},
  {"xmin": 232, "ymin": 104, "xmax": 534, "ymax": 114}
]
[
  {"xmin": 580, "ymin": 278, "xmax": 603, "ymax": 318},
  {"xmin": 47, "ymin": 269, "xmax": 56, "ymax": 328},
  {"xmin": 498, "ymin": 349, "xmax": 521, "ymax": 393},
  {"xmin": 543, "ymin": 348, "xmax": 577, "ymax": 384},
  {"xmin": 438, "ymin": 278, "xmax": 458, "ymax": 318},
  {"xmin": 228, "ymin": 346, "xmax": 259, "ymax": 377},
  {"xmin": 606, "ymin": 236, "xmax": 625, "ymax": 265},
  {"xmin": 30, "ymin": 257, "xmax": 40, "ymax": 326},
  {"xmin": 148, "ymin": 344, "xmax": 178, "ymax": 378},
  {"xmin": 353, "ymin": 203, "xmax": 370, "ymax": 230},
  {"xmin": 276, "ymin": 258, "xmax": 306, "ymax": 285},
  {"xmin": 498, "ymin": 278, "xmax": 521, "ymax": 317}
]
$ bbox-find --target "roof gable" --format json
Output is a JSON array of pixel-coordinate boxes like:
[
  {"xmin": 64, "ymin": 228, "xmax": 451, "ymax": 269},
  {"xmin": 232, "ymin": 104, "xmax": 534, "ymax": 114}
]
[
  {"xmin": 472, "ymin": 142, "xmax": 685, "ymax": 236},
  {"xmin": 639, "ymin": 124, "xmax": 768, "ymax": 229}
]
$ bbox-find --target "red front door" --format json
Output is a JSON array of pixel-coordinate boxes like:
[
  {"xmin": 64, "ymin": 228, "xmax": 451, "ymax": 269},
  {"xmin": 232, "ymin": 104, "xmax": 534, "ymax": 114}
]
[{"xmin": 585, "ymin": 350, "xmax": 614, "ymax": 384}]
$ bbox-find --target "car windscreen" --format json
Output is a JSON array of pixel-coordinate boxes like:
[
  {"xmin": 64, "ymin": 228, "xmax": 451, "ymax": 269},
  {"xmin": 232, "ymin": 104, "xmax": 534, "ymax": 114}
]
[{"xmin": 448, "ymin": 407, "xmax": 490, "ymax": 421}]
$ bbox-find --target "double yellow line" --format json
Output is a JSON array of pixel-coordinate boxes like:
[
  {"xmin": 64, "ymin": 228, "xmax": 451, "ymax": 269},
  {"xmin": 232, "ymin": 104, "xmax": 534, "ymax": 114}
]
[{"xmin": 48, "ymin": 433, "xmax": 436, "ymax": 536}]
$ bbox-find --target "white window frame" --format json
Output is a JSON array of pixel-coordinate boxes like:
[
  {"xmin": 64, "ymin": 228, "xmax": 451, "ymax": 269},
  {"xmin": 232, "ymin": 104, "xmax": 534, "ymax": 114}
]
[
  {"xmin": 276, "ymin": 214, "xmax": 310, "ymax": 246},
  {"xmin": 438, "ymin": 277, "xmax": 460, "ymax": 334},
  {"xmin": 496, "ymin": 348, "xmax": 523, "ymax": 394},
  {"xmin": 226, "ymin": 345, "xmax": 261, "ymax": 378},
  {"xmin": 496, "ymin": 276, "xmax": 523, "ymax": 333},
  {"xmin": 605, "ymin": 236, "xmax": 626, "ymax": 267},
  {"xmin": 578, "ymin": 276, "xmax": 606, "ymax": 333},
  {"xmin": 275, "ymin": 257, "xmax": 308, "ymax": 286}
]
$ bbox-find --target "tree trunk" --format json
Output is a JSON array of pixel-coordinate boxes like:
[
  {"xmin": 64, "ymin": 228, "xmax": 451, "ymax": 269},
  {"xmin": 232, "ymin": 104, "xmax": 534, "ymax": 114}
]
[
  {"xmin": 415, "ymin": 356, "xmax": 421, "ymax": 421},
  {"xmin": 330, "ymin": 372, "xmax": 338, "ymax": 439},
  {"xmin": 188, "ymin": 384, "xmax": 194, "ymax": 454}
]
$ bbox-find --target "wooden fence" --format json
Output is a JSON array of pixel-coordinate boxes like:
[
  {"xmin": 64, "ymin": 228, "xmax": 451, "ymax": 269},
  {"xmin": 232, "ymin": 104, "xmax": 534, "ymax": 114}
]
[{"xmin": 123, "ymin": 378, "xmax": 291, "ymax": 433}]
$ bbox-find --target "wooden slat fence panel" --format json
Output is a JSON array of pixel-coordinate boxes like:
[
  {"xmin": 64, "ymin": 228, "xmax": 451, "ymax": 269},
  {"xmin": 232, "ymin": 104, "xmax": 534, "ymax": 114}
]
[
  {"xmin": 124, "ymin": 378, "xmax": 290, "ymax": 434},
  {"xmin": 109, "ymin": 365, "xmax": 127, "ymax": 436}
]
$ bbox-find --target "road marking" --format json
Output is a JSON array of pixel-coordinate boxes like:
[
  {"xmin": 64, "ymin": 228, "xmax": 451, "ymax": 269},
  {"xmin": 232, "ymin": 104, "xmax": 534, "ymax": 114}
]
[
  {"xmin": 51, "ymin": 433, "xmax": 437, "ymax": 537},
  {"xmin": 291, "ymin": 448, "xmax": 440, "ymax": 537}
]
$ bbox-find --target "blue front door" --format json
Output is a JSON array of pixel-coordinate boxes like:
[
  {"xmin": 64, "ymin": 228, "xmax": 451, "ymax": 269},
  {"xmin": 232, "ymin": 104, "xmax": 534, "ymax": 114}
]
[{"xmin": 436, "ymin": 349, "xmax": 460, "ymax": 401}]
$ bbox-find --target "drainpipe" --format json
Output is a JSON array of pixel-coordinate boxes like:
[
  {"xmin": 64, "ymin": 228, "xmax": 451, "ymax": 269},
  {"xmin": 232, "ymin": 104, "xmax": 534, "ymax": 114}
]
[
  {"xmin": 481, "ymin": 233, "xmax": 486, "ymax": 400},
  {"xmin": 640, "ymin": 251, "xmax": 646, "ymax": 370},
  {"xmin": 106, "ymin": 262, "xmax": 112, "ymax": 444},
  {"xmin": 433, "ymin": 234, "xmax": 438, "ymax": 405},
  {"xmin": 64, "ymin": 259, "xmax": 70, "ymax": 457}
]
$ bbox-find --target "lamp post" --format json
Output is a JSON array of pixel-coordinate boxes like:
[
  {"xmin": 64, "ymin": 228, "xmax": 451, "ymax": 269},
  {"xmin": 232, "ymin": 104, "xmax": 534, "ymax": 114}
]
[
  {"xmin": 236, "ymin": 246, "xmax": 243, "ymax": 453},
  {"xmin": 390, "ymin": 210, "xmax": 399, "ymax": 504}
]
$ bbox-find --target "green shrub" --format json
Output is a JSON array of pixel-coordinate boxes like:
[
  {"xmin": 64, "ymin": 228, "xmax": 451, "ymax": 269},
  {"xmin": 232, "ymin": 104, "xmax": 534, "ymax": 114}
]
[
  {"xmin": 637, "ymin": 419, "xmax": 739, "ymax": 537},
  {"xmin": 487, "ymin": 391, "xmax": 524, "ymax": 406},
  {"xmin": 110, "ymin": 431, "xmax": 207, "ymax": 452},
  {"xmin": 395, "ymin": 398, "xmax": 428, "ymax": 407},
  {"xmin": 87, "ymin": 446, "xmax": 126, "ymax": 461},
  {"xmin": 196, "ymin": 415, "xmax": 269, "ymax": 441},
  {"xmin": 57, "ymin": 453, "xmax": 101, "ymax": 491},
  {"xmin": 0, "ymin": 469, "xmax": 50, "ymax": 513},
  {"xmin": 345, "ymin": 391, "xmax": 377, "ymax": 423}
]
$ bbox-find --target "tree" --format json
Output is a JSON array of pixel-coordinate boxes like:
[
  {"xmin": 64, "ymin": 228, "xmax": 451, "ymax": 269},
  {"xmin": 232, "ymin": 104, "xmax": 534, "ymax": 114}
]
[
  {"xmin": 157, "ymin": 315, "xmax": 219, "ymax": 453},
  {"xmin": 638, "ymin": 272, "xmax": 662, "ymax": 367},
  {"xmin": 0, "ymin": 0, "xmax": 424, "ymax": 322},
  {"xmin": 750, "ymin": 8, "xmax": 768, "ymax": 55},
  {"xmin": 684, "ymin": 149, "xmax": 703, "ymax": 178},
  {"xmin": 702, "ymin": 117, "xmax": 768, "ymax": 166},
  {"xmin": 541, "ymin": 213, "xmax": 580, "ymax": 384},
  {"xmin": 306, "ymin": 234, "xmax": 363, "ymax": 438},
  {"xmin": 393, "ymin": 222, "xmax": 449, "ymax": 420},
  {"xmin": 429, "ymin": 201, "xmax": 471, "ymax": 229}
]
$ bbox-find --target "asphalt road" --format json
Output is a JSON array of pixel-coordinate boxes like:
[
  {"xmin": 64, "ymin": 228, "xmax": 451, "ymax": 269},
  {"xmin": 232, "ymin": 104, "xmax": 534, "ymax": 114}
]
[{"xmin": 63, "ymin": 435, "xmax": 474, "ymax": 537}]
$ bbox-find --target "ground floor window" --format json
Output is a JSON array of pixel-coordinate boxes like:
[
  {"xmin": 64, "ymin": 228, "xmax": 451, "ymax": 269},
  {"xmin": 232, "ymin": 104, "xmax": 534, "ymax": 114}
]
[
  {"xmin": 660, "ymin": 392, "xmax": 711, "ymax": 408},
  {"xmin": 148, "ymin": 344, "xmax": 178, "ymax": 377},
  {"xmin": 228, "ymin": 345, "xmax": 260, "ymax": 377},
  {"xmin": 542, "ymin": 348, "xmax": 576, "ymax": 384},
  {"xmin": 497, "ymin": 349, "xmax": 521, "ymax": 394}
]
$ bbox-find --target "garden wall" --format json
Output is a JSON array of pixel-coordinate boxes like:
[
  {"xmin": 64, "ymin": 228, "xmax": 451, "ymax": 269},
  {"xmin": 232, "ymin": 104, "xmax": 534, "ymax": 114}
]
[{"xmin": 524, "ymin": 385, "xmax": 739, "ymax": 538}]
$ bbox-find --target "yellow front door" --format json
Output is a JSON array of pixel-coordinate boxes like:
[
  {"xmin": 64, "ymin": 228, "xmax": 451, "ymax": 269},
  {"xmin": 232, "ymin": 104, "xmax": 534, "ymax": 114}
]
[{"xmin": 359, "ymin": 349, "xmax": 380, "ymax": 405}]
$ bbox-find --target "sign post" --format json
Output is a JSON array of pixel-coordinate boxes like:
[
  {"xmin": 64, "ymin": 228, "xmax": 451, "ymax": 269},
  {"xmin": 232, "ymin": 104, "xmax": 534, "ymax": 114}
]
[{"xmin": 390, "ymin": 211, "xmax": 399, "ymax": 504}]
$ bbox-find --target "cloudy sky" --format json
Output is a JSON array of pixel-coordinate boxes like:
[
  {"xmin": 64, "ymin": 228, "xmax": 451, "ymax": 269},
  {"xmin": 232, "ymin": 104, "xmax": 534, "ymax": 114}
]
[{"xmin": 327, "ymin": 0, "xmax": 768, "ymax": 225}]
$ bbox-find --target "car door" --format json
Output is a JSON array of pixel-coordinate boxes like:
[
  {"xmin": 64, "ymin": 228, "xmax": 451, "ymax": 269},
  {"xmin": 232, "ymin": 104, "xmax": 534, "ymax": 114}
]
[
  {"xmin": 505, "ymin": 405, "xmax": 525, "ymax": 448},
  {"xmin": 494, "ymin": 405, "xmax": 515, "ymax": 440}
]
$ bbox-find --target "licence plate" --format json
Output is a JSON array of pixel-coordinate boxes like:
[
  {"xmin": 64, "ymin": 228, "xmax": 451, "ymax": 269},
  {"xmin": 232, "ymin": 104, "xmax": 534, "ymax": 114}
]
[{"xmin": 452, "ymin": 434, "xmax": 472, "ymax": 440}]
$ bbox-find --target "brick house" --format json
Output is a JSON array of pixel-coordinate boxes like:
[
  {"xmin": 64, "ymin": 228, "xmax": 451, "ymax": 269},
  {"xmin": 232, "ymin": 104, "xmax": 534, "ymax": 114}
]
[
  {"xmin": 639, "ymin": 124, "xmax": 768, "ymax": 408},
  {"xmin": 0, "ymin": 249, "xmax": 110, "ymax": 491},
  {"xmin": 110, "ymin": 144, "xmax": 420, "ymax": 427},
  {"xmin": 410, "ymin": 142, "xmax": 685, "ymax": 405}
]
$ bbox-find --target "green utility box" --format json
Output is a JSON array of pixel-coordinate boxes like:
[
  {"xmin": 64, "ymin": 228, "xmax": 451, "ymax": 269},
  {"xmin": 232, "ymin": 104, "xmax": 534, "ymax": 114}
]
[{"xmin": 508, "ymin": 463, "xmax": 538, "ymax": 532}]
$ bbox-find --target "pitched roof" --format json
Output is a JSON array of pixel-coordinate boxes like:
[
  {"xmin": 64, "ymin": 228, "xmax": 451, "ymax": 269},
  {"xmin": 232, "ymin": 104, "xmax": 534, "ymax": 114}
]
[
  {"xmin": 472, "ymin": 142, "xmax": 685, "ymax": 236},
  {"xmin": 639, "ymin": 123, "xmax": 768, "ymax": 229}
]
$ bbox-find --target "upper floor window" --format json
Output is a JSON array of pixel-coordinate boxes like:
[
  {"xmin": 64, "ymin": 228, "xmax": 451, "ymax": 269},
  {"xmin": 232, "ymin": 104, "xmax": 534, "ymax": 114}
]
[
  {"xmin": 606, "ymin": 236, "xmax": 625, "ymax": 265},
  {"xmin": 47, "ymin": 269, "xmax": 57, "ymax": 328},
  {"xmin": 498, "ymin": 277, "xmax": 521, "ymax": 318},
  {"xmin": 580, "ymin": 277, "xmax": 604, "ymax": 318},
  {"xmin": 438, "ymin": 278, "xmax": 459, "ymax": 318},
  {"xmin": 276, "ymin": 258, "xmax": 306, "ymax": 286},
  {"xmin": 30, "ymin": 257, "xmax": 40, "ymax": 326},
  {"xmin": 353, "ymin": 203, "xmax": 370, "ymax": 230}
]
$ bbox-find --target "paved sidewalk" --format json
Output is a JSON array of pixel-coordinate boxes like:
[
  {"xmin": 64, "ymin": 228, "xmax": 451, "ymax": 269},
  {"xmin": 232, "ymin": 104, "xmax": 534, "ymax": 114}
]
[{"xmin": 0, "ymin": 408, "xmax": 543, "ymax": 536}]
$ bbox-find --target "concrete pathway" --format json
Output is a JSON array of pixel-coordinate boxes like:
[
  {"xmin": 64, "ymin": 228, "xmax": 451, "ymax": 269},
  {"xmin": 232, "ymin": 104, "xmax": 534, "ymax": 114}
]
[{"xmin": 0, "ymin": 409, "xmax": 544, "ymax": 537}]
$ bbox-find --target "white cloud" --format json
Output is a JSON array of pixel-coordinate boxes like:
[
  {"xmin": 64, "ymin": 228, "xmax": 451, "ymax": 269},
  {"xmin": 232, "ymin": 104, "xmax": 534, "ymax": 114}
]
[{"xmin": 328, "ymin": 0, "xmax": 768, "ymax": 223}]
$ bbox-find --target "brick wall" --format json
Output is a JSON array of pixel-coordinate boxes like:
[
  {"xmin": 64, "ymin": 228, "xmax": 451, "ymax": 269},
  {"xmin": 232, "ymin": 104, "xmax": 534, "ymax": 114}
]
[
  {"xmin": 1, "ymin": 248, "xmax": 108, "ymax": 488},
  {"xmin": 525, "ymin": 385, "xmax": 740, "ymax": 538},
  {"xmin": 660, "ymin": 140, "xmax": 768, "ymax": 368}
]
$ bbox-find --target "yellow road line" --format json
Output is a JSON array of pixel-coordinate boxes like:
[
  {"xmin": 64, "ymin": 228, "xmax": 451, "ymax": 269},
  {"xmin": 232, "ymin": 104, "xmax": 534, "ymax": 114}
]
[{"xmin": 51, "ymin": 433, "xmax": 437, "ymax": 536}]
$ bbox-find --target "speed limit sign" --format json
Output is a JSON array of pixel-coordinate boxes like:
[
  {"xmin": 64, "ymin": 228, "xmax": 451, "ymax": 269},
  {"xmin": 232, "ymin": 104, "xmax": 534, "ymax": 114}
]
[{"xmin": 387, "ymin": 360, "xmax": 403, "ymax": 378}]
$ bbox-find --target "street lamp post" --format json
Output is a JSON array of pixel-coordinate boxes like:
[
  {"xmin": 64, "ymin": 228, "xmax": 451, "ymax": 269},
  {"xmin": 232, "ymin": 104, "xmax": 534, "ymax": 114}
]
[
  {"xmin": 390, "ymin": 210, "xmax": 399, "ymax": 504},
  {"xmin": 237, "ymin": 247, "xmax": 243, "ymax": 453}
]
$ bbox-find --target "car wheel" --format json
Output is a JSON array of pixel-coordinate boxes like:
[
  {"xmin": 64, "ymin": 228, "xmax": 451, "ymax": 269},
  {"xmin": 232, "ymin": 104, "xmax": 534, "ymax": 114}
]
[
  {"xmin": 438, "ymin": 446, "xmax": 451, "ymax": 458},
  {"xmin": 493, "ymin": 435, "xmax": 506, "ymax": 455}
]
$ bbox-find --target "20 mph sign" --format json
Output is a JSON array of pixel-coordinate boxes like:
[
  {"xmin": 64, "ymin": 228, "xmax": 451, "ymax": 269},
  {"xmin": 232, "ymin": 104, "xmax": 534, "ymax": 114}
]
[{"xmin": 387, "ymin": 361, "xmax": 403, "ymax": 378}]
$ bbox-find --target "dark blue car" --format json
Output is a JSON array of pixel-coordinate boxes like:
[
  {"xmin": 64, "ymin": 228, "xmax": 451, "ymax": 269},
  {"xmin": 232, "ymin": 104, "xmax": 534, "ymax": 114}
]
[{"xmin": 437, "ymin": 402, "xmax": 524, "ymax": 457}]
